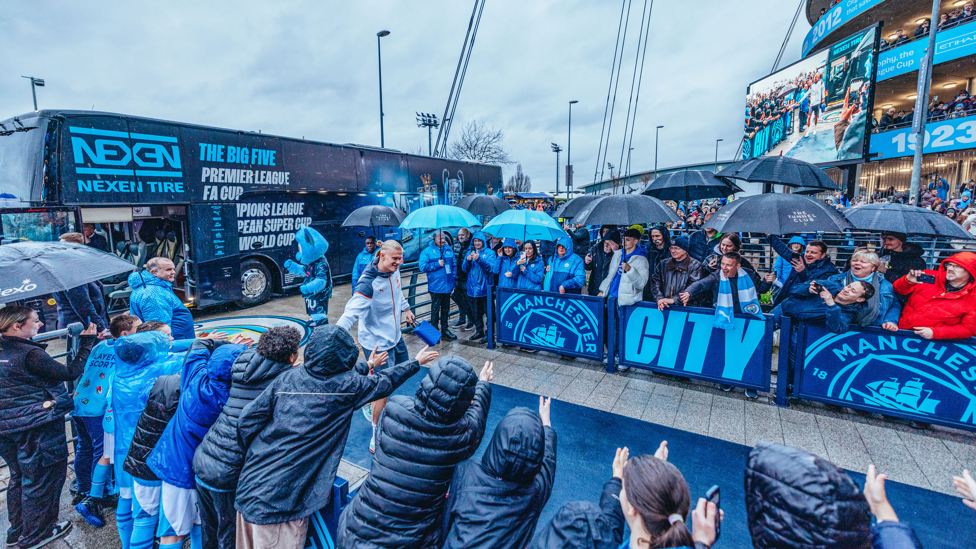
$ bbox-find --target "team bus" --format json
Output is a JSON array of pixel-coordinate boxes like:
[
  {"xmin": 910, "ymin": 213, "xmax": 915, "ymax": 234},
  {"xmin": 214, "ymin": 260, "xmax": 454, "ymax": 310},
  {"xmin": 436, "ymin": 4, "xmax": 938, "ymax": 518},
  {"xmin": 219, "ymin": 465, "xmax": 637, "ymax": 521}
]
[{"xmin": 0, "ymin": 110, "xmax": 502, "ymax": 309}]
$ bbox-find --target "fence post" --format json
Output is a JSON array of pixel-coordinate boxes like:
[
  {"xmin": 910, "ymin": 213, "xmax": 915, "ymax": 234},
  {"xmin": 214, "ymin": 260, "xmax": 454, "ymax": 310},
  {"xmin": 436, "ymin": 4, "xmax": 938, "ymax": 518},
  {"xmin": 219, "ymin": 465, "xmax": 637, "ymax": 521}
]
[
  {"xmin": 606, "ymin": 297, "xmax": 617, "ymax": 374},
  {"xmin": 486, "ymin": 284, "xmax": 495, "ymax": 350},
  {"xmin": 774, "ymin": 316, "xmax": 792, "ymax": 407}
]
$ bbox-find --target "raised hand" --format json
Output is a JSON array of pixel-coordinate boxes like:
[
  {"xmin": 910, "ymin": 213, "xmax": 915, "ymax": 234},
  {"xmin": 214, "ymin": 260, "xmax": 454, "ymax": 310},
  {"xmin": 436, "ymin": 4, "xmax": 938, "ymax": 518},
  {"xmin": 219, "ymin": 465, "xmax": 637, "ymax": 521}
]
[
  {"xmin": 368, "ymin": 345, "xmax": 389, "ymax": 371},
  {"xmin": 612, "ymin": 447, "xmax": 629, "ymax": 479},
  {"xmin": 654, "ymin": 440, "xmax": 669, "ymax": 461},
  {"xmin": 953, "ymin": 469, "xmax": 976, "ymax": 510},
  {"xmin": 80, "ymin": 322, "xmax": 98, "ymax": 336},
  {"xmin": 539, "ymin": 396, "xmax": 552, "ymax": 427},
  {"xmin": 864, "ymin": 464, "xmax": 899, "ymax": 523},
  {"xmin": 479, "ymin": 360, "xmax": 494, "ymax": 383},
  {"xmin": 415, "ymin": 345, "xmax": 439, "ymax": 366}
]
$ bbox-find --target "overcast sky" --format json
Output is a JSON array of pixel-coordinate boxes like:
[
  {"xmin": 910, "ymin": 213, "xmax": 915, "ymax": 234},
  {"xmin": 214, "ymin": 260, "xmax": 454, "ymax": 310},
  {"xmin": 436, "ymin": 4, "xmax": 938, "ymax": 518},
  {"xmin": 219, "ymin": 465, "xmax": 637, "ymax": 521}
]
[{"xmin": 1, "ymin": 0, "xmax": 809, "ymax": 193}]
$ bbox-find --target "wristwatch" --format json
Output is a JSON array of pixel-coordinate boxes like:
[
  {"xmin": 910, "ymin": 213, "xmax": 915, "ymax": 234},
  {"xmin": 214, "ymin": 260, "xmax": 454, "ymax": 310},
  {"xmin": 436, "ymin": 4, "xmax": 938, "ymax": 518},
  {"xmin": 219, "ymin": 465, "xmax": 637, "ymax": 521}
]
[{"xmin": 367, "ymin": 359, "xmax": 375, "ymax": 368}]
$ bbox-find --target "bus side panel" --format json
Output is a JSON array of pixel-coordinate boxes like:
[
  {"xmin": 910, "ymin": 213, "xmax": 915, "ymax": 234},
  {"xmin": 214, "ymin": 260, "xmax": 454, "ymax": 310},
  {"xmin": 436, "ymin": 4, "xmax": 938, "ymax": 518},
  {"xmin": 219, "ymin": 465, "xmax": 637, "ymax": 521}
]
[
  {"xmin": 188, "ymin": 204, "xmax": 241, "ymax": 307},
  {"xmin": 280, "ymin": 141, "xmax": 359, "ymax": 192}
]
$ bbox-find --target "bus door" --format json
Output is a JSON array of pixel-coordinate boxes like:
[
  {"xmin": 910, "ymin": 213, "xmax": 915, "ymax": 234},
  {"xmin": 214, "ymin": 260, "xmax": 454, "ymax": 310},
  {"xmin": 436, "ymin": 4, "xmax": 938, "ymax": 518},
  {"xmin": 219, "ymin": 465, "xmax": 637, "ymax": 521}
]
[{"xmin": 188, "ymin": 204, "xmax": 240, "ymax": 307}]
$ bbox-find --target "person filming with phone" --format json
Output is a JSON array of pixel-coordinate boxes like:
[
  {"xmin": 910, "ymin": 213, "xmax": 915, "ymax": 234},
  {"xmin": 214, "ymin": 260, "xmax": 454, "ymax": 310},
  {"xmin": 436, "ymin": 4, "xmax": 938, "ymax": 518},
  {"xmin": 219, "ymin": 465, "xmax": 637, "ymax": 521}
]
[{"xmin": 894, "ymin": 251, "xmax": 976, "ymax": 340}]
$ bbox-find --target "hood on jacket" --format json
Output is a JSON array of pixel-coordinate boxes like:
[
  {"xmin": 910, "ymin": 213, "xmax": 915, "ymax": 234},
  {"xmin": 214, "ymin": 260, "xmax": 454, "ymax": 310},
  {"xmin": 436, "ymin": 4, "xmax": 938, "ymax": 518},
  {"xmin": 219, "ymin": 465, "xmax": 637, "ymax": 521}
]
[
  {"xmin": 127, "ymin": 270, "xmax": 169, "ymax": 290},
  {"xmin": 940, "ymin": 251, "xmax": 976, "ymax": 289},
  {"xmin": 415, "ymin": 356, "xmax": 477, "ymax": 424},
  {"xmin": 470, "ymin": 231, "xmax": 488, "ymax": 251},
  {"xmin": 114, "ymin": 331, "xmax": 172, "ymax": 376},
  {"xmin": 295, "ymin": 225, "xmax": 329, "ymax": 265},
  {"xmin": 235, "ymin": 348, "xmax": 293, "ymax": 386},
  {"xmin": 787, "ymin": 236, "xmax": 805, "ymax": 247},
  {"xmin": 303, "ymin": 325, "xmax": 359, "ymax": 377},
  {"xmin": 648, "ymin": 225, "xmax": 671, "ymax": 251},
  {"xmin": 745, "ymin": 441, "xmax": 870, "ymax": 549},
  {"xmin": 555, "ymin": 235, "xmax": 574, "ymax": 258},
  {"xmin": 205, "ymin": 342, "xmax": 239, "ymax": 384},
  {"xmin": 531, "ymin": 501, "xmax": 619, "ymax": 549},
  {"xmin": 481, "ymin": 407, "xmax": 545, "ymax": 483},
  {"xmin": 888, "ymin": 241, "xmax": 925, "ymax": 259},
  {"xmin": 501, "ymin": 238, "xmax": 519, "ymax": 254}
]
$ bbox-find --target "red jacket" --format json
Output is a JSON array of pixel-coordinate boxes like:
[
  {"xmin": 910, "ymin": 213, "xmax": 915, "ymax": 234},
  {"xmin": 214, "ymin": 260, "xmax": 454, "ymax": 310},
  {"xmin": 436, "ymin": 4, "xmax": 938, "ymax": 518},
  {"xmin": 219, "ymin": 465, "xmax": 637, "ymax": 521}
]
[{"xmin": 893, "ymin": 252, "xmax": 976, "ymax": 339}]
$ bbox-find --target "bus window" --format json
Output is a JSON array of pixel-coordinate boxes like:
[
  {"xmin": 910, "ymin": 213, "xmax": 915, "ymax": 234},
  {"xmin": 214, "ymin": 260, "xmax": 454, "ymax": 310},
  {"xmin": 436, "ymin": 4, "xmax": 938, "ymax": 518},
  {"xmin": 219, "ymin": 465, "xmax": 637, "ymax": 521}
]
[{"xmin": 1, "ymin": 210, "xmax": 77, "ymax": 243}]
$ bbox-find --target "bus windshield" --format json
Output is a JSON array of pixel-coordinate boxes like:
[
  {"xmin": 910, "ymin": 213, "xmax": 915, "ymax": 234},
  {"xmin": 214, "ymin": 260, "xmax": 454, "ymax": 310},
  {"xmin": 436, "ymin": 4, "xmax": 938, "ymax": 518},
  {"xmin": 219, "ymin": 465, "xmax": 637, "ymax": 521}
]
[
  {"xmin": 0, "ymin": 120, "xmax": 47, "ymax": 206},
  {"xmin": 1, "ymin": 210, "xmax": 78, "ymax": 243}
]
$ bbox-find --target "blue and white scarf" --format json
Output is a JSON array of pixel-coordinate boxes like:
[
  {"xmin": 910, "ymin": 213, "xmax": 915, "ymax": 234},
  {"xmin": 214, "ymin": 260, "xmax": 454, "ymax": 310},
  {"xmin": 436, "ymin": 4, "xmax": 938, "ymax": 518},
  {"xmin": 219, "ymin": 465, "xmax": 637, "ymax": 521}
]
[{"xmin": 714, "ymin": 267, "xmax": 764, "ymax": 330}]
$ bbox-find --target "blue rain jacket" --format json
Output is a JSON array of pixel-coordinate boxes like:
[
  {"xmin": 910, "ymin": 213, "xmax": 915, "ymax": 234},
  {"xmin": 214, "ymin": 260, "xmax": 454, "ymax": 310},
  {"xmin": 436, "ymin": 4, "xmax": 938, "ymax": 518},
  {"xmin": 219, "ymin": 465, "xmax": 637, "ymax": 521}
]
[
  {"xmin": 543, "ymin": 236, "xmax": 586, "ymax": 294},
  {"xmin": 494, "ymin": 239, "xmax": 521, "ymax": 289},
  {"xmin": 419, "ymin": 240, "xmax": 457, "ymax": 294},
  {"xmin": 352, "ymin": 246, "xmax": 374, "ymax": 286},
  {"xmin": 463, "ymin": 232, "xmax": 497, "ymax": 298},
  {"xmin": 127, "ymin": 271, "xmax": 195, "ymax": 340},
  {"xmin": 148, "ymin": 340, "xmax": 246, "ymax": 489},
  {"xmin": 516, "ymin": 255, "xmax": 546, "ymax": 291}
]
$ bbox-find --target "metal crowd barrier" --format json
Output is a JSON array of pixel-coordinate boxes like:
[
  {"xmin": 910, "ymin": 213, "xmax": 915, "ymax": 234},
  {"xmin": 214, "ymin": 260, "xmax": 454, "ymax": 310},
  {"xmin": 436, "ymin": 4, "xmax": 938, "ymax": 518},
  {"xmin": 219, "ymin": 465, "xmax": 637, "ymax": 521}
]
[
  {"xmin": 398, "ymin": 261, "xmax": 460, "ymax": 332},
  {"xmin": 486, "ymin": 286, "xmax": 976, "ymax": 433}
]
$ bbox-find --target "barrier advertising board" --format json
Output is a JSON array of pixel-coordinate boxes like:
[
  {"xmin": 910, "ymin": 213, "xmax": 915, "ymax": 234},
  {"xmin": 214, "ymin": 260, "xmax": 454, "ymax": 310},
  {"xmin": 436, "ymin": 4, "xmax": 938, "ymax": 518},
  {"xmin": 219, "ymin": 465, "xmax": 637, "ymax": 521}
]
[
  {"xmin": 618, "ymin": 304, "xmax": 772, "ymax": 390},
  {"xmin": 793, "ymin": 322, "xmax": 976, "ymax": 429},
  {"xmin": 495, "ymin": 287, "xmax": 604, "ymax": 360}
]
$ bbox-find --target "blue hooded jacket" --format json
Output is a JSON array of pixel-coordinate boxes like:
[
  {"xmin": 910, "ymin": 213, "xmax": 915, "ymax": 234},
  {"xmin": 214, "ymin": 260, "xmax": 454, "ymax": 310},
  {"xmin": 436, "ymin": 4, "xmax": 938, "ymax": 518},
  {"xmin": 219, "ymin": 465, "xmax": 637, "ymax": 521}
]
[
  {"xmin": 773, "ymin": 236, "xmax": 806, "ymax": 287},
  {"xmin": 148, "ymin": 340, "xmax": 246, "ymax": 489},
  {"xmin": 493, "ymin": 239, "xmax": 521, "ymax": 289},
  {"xmin": 73, "ymin": 339, "xmax": 118, "ymax": 418},
  {"xmin": 516, "ymin": 254, "xmax": 546, "ymax": 291},
  {"xmin": 419, "ymin": 239, "xmax": 457, "ymax": 294},
  {"xmin": 127, "ymin": 270, "xmax": 195, "ymax": 340},
  {"xmin": 284, "ymin": 226, "xmax": 333, "ymax": 324},
  {"xmin": 112, "ymin": 331, "xmax": 185, "ymax": 489},
  {"xmin": 352, "ymin": 246, "xmax": 374, "ymax": 286},
  {"xmin": 544, "ymin": 236, "xmax": 586, "ymax": 294},
  {"xmin": 463, "ymin": 232, "xmax": 497, "ymax": 298}
]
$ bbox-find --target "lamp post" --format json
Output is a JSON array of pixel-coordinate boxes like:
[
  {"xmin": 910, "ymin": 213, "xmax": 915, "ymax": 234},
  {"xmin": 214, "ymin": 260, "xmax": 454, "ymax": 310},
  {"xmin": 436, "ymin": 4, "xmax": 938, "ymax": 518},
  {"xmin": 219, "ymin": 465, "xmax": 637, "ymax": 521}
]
[
  {"xmin": 551, "ymin": 143, "xmax": 563, "ymax": 196},
  {"xmin": 416, "ymin": 113, "xmax": 439, "ymax": 156},
  {"xmin": 567, "ymin": 100, "xmax": 578, "ymax": 199},
  {"xmin": 376, "ymin": 30, "xmax": 390, "ymax": 148},
  {"xmin": 21, "ymin": 76, "xmax": 45, "ymax": 111},
  {"xmin": 653, "ymin": 125, "xmax": 664, "ymax": 180},
  {"xmin": 714, "ymin": 139, "xmax": 724, "ymax": 172}
]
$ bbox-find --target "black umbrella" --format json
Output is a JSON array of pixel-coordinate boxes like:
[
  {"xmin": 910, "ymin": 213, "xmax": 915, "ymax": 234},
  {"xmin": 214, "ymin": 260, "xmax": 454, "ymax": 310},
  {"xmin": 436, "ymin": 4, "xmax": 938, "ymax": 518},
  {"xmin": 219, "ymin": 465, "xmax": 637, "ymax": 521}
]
[
  {"xmin": 0, "ymin": 241, "xmax": 139, "ymax": 304},
  {"xmin": 717, "ymin": 156, "xmax": 840, "ymax": 190},
  {"xmin": 843, "ymin": 203, "xmax": 974, "ymax": 239},
  {"xmin": 641, "ymin": 170, "xmax": 743, "ymax": 202},
  {"xmin": 573, "ymin": 195, "xmax": 681, "ymax": 226},
  {"xmin": 341, "ymin": 205, "xmax": 407, "ymax": 227},
  {"xmin": 554, "ymin": 195, "xmax": 602, "ymax": 219},
  {"xmin": 454, "ymin": 194, "xmax": 512, "ymax": 216},
  {"xmin": 703, "ymin": 193, "xmax": 853, "ymax": 234}
]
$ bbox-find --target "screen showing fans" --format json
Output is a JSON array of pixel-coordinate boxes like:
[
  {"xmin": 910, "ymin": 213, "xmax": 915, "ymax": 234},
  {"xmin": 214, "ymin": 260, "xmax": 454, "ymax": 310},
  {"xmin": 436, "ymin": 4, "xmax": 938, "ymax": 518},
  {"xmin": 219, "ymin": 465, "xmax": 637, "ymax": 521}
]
[{"xmin": 743, "ymin": 26, "xmax": 878, "ymax": 166}]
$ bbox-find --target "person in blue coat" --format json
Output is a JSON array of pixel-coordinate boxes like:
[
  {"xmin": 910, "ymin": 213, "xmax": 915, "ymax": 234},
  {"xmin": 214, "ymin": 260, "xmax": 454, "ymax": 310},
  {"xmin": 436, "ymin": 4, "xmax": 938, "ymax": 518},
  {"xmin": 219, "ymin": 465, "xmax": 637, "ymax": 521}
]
[
  {"xmin": 284, "ymin": 226, "xmax": 333, "ymax": 327},
  {"xmin": 128, "ymin": 258, "xmax": 195, "ymax": 341},
  {"xmin": 543, "ymin": 236, "xmax": 586, "ymax": 295},
  {"xmin": 463, "ymin": 232, "xmax": 496, "ymax": 342},
  {"xmin": 494, "ymin": 239, "xmax": 521, "ymax": 290},
  {"xmin": 147, "ymin": 339, "xmax": 247, "ymax": 549},
  {"xmin": 516, "ymin": 241, "xmax": 546, "ymax": 291},
  {"xmin": 772, "ymin": 236, "xmax": 805, "ymax": 292},
  {"xmin": 351, "ymin": 236, "xmax": 377, "ymax": 286},
  {"xmin": 419, "ymin": 232, "xmax": 457, "ymax": 340}
]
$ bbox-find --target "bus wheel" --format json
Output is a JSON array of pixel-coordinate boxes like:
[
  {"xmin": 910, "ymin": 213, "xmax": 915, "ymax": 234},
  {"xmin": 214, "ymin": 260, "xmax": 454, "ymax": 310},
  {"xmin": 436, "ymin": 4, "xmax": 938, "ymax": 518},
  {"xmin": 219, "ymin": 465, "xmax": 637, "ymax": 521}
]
[{"xmin": 239, "ymin": 259, "xmax": 272, "ymax": 307}]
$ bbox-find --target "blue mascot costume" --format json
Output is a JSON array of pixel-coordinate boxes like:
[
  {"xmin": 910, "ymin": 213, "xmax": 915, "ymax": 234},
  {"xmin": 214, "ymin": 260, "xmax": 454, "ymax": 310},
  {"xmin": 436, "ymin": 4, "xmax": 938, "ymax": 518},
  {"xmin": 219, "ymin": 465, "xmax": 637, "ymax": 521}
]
[{"xmin": 284, "ymin": 226, "xmax": 333, "ymax": 326}]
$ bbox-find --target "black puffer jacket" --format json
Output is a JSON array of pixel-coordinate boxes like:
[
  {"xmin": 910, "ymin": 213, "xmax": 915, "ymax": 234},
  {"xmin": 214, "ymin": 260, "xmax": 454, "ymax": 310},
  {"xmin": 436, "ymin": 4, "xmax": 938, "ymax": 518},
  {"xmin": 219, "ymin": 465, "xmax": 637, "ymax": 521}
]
[
  {"xmin": 337, "ymin": 357, "xmax": 491, "ymax": 549},
  {"xmin": 0, "ymin": 334, "xmax": 96, "ymax": 434},
  {"xmin": 585, "ymin": 242, "xmax": 614, "ymax": 296},
  {"xmin": 529, "ymin": 478, "xmax": 624, "ymax": 549},
  {"xmin": 442, "ymin": 407, "xmax": 557, "ymax": 549},
  {"xmin": 454, "ymin": 236, "xmax": 470, "ymax": 285},
  {"xmin": 745, "ymin": 441, "xmax": 871, "ymax": 549},
  {"xmin": 123, "ymin": 373, "xmax": 180, "ymax": 481},
  {"xmin": 234, "ymin": 325, "xmax": 419, "ymax": 525},
  {"xmin": 193, "ymin": 348, "xmax": 291, "ymax": 491},
  {"xmin": 879, "ymin": 243, "xmax": 926, "ymax": 285}
]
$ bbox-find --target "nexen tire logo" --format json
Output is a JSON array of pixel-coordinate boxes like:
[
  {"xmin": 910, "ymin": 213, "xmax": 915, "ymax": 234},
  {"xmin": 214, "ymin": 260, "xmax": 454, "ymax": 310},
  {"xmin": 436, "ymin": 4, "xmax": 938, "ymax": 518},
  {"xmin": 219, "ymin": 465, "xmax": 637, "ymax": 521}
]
[{"xmin": 69, "ymin": 126, "xmax": 182, "ymax": 178}]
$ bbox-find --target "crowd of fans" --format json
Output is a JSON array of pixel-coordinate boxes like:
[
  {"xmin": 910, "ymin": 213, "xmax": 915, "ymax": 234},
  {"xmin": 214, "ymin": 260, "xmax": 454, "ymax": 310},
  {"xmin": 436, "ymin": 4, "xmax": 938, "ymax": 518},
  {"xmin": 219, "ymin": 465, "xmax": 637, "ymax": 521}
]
[
  {"xmin": 874, "ymin": 3, "xmax": 976, "ymax": 52},
  {"xmin": 874, "ymin": 90, "xmax": 976, "ymax": 134}
]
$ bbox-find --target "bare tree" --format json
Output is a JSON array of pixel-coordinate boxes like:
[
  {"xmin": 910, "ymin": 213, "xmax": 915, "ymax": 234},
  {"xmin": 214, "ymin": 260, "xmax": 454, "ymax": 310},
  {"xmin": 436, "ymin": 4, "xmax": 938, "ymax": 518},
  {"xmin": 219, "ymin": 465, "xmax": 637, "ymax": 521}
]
[
  {"xmin": 505, "ymin": 163, "xmax": 532, "ymax": 192},
  {"xmin": 448, "ymin": 120, "xmax": 514, "ymax": 165}
]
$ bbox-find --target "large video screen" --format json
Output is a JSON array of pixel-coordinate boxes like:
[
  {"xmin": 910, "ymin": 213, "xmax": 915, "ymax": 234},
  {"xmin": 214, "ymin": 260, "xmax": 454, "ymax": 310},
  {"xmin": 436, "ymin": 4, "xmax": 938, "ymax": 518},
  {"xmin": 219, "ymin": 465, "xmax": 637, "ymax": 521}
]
[{"xmin": 743, "ymin": 26, "xmax": 878, "ymax": 166}]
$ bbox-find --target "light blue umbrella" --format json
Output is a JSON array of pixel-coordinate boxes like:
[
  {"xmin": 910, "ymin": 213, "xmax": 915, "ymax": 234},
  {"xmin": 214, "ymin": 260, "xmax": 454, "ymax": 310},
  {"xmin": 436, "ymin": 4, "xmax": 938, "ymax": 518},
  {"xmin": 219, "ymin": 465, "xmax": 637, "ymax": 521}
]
[
  {"xmin": 398, "ymin": 205, "xmax": 481, "ymax": 229},
  {"xmin": 482, "ymin": 210, "xmax": 566, "ymax": 241}
]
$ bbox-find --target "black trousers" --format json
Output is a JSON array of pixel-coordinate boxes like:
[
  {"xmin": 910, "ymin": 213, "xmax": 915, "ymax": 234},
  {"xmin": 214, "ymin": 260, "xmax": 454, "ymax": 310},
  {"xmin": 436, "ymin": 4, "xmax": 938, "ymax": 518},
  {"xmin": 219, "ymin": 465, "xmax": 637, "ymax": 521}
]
[
  {"xmin": 0, "ymin": 419, "xmax": 68, "ymax": 546},
  {"xmin": 452, "ymin": 285, "xmax": 472, "ymax": 324},
  {"xmin": 196, "ymin": 481, "xmax": 237, "ymax": 549},
  {"xmin": 430, "ymin": 292, "xmax": 452, "ymax": 333},
  {"xmin": 471, "ymin": 296, "xmax": 487, "ymax": 331}
]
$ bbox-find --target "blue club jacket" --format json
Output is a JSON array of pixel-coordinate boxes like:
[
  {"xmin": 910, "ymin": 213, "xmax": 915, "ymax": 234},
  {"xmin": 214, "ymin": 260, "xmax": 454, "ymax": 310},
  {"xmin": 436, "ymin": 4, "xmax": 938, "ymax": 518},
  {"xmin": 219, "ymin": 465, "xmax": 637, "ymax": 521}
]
[
  {"xmin": 463, "ymin": 232, "xmax": 497, "ymax": 298},
  {"xmin": 493, "ymin": 239, "xmax": 521, "ymax": 289},
  {"xmin": 352, "ymin": 246, "xmax": 374, "ymax": 286},
  {"xmin": 147, "ymin": 340, "xmax": 246, "ymax": 489},
  {"xmin": 419, "ymin": 241, "xmax": 457, "ymax": 294},
  {"xmin": 127, "ymin": 271, "xmax": 196, "ymax": 341},
  {"xmin": 543, "ymin": 236, "xmax": 586, "ymax": 294},
  {"xmin": 516, "ymin": 255, "xmax": 546, "ymax": 291}
]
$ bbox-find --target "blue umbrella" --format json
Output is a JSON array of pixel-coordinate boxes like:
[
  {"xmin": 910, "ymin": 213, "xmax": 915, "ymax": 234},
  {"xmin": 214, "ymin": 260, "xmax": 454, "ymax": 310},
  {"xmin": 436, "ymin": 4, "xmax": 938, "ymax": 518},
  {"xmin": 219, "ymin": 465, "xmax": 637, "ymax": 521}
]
[
  {"xmin": 398, "ymin": 205, "xmax": 481, "ymax": 230},
  {"xmin": 482, "ymin": 210, "xmax": 566, "ymax": 242}
]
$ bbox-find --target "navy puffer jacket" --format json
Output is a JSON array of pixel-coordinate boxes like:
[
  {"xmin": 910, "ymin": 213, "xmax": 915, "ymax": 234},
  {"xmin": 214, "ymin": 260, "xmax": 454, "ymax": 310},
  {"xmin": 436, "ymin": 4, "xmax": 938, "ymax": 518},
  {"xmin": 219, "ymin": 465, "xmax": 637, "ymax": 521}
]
[
  {"xmin": 529, "ymin": 478, "xmax": 624, "ymax": 549},
  {"xmin": 745, "ymin": 441, "xmax": 871, "ymax": 549},
  {"xmin": 337, "ymin": 357, "xmax": 492, "ymax": 549},
  {"xmin": 442, "ymin": 407, "xmax": 557, "ymax": 549},
  {"xmin": 192, "ymin": 348, "xmax": 292, "ymax": 491}
]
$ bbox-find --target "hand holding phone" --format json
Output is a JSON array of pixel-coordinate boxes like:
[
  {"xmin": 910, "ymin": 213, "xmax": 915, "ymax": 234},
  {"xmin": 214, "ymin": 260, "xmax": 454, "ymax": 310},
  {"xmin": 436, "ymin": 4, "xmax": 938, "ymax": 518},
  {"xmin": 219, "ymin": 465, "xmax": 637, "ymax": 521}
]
[
  {"xmin": 918, "ymin": 274, "xmax": 936, "ymax": 284},
  {"xmin": 706, "ymin": 485, "xmax": 721, "ymax": 542}
]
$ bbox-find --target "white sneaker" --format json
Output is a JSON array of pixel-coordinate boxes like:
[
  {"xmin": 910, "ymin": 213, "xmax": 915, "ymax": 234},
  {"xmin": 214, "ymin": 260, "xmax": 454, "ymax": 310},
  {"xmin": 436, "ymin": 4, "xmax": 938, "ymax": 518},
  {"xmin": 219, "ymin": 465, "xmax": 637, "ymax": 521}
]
[{"xmin": 361, "ymin": 403, "xmax": 372, "ymax": 421}]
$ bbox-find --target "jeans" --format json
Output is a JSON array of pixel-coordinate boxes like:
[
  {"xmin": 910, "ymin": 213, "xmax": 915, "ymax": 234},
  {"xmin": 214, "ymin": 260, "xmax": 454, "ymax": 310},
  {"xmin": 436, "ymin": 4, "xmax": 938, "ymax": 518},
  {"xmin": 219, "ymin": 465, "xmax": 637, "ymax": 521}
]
[
  {"xmin": 72, "ymin": 415, "xmax": 104, "ymax": 495},
  {"xmin": 0, "ymin": 420, "xmax": 68, "ymax": 546},
  {"xmin": 196, "ymin": 482, "xmax": 236, "ymax": 549},
  {"xmin": 430, "ymin": 292, "xmax": 452, "ymax": 333}
]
